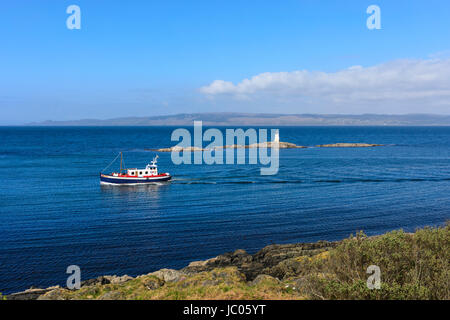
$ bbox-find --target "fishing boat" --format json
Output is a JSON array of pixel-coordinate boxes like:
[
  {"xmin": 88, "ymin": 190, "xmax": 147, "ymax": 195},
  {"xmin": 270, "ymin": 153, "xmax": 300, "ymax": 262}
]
[{"xmin": 100, "ymin": 153, "xmax": 171, "ymax": 185}]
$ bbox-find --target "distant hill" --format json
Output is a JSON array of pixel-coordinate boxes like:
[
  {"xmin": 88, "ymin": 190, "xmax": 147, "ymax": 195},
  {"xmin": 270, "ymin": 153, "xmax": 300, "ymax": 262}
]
[{"xmin": 27, "ymin": 113, "xmax": 450, "ymax": 126}]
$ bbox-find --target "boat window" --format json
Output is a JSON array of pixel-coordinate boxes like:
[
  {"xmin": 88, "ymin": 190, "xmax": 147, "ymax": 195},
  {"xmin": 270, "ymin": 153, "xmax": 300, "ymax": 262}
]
[
  {"xmin": 130, "ymin": 172, "xmax": 134, "ymax": 175},
  {"xmin": 145, "ymin": 171, "xmax": 148, "ymax": 174},
  {"xmin": 139, "ymin": 171, "xmax": 142, "ymax": 175}
]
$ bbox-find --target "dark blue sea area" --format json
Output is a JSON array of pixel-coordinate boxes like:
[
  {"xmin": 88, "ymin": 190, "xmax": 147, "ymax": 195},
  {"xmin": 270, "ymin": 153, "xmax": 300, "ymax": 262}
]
[{"xmin": 1, "ymin": 126, "xmax": 449, "ymax": 294}]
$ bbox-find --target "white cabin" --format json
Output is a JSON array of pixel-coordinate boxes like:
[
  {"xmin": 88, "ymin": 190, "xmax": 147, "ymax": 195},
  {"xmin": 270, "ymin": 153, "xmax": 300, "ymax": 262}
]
[
  {"xmin": 123, "ymin": 156, "xmax": 160, "ymax": 177},
  {"xmin": 126, "ymin": 163, "xmax": 158, "ymax": 177}
]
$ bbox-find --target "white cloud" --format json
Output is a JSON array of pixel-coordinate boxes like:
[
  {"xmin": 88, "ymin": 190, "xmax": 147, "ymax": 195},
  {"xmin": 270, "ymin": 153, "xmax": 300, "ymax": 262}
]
[{"xmin": 199, "ymin": 58, "xmax": 450, "ymax": 112}]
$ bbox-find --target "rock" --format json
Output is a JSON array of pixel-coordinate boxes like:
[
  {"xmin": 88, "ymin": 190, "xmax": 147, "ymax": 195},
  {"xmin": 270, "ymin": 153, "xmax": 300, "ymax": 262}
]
[
  {"xmin": 263, "ymin": 257, "xmax": 303, "ymax": 280},
  {"xmin": 104, "ymin": 275, "xmax": 133, "ymax": 284},
  {"xmin": 7, "ymin": 239, "xmax": 336, "ymax": 299},
  {"xmin": 182, "ymin": 249, "xmax": 252, "ymax": 275},
  {"xmin": 282, "ymin": 277, "xmax": 309, "ymax": 293},
  {"xmin": 7, "ymin": 286, "xmax": 60, "ymax": 300},
  {"xmin": 180, "ymin": 267, "xmax": 246, "ymax": 288},
  {"xmin": 246, "ymin": 243, "xmax": 333, "ymax": 280},
  {"xmin": 211, "ymin": 269, "xmax": 246, "ymax": 282},
  {"xmin": 216, "ymin": 249, "xmax": 253, "ymax": 266},
  {"xmin": 187, "ymin": 259, "xmax": 210, "ymax": 268},
  {"xmin": 201, "ymin": 280, "xmax": 220, "ymax": 287},
  {"xmin": 79, "ymin": 275, "xmax": 132, "ymax": 288},
  {"xmin": 316, "ymin": 143, "xmax": 383, "ymax": 147},
  {"xmin": 181, "ymin": 242, "xmax": 335, "ymax": 281},
  {"xmin": 151, "ymin": 141, "xmax": 307, "ymax": 152},
  {"xmin": 215, "ymin": 142, "xmax": 307, "ymax": 149},
  {"xmin": 233, "ymin": 249, "xmax": 246, "ymax": 254},
  {"xmin": 142, "ymin": 277, "xmax": 165, "ymax": 290},
  {"xmin": 250, "ymin": 274, "xmax": 281, "ymax": 286},
  {"xmin": 149, "ymin": 269, "xmax": 185, "ymax": 282},
  {"xmin": 36, "ymin": 288, "xmax": 68, "ymax": 300},
  {"xmin": 292, "ymin": 277, "xmax": 308, "ymax": 291},
  {"xmin": 98, "ymin": 291, "xmax": 123, "ymax": 300},
  {"xmin": 151, "ymin": 146, "xmax": 206, "ymax": 152},
  {"xmin": 81, "ymin": 276, "xmax": 111, "ymax": 287}
]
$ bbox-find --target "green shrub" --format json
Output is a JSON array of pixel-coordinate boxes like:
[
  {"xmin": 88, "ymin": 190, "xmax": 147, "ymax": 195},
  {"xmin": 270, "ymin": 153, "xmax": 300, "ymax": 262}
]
[{"xmin": 301, "ymin": 225, "xmax": 449, "ymax": 300}]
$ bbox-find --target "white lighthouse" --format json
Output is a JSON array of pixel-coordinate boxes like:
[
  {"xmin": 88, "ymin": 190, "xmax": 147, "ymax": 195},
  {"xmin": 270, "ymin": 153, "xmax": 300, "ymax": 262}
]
[{"xmin": 273, "ymin": 130, "xmax": 280, "ymax": 143}]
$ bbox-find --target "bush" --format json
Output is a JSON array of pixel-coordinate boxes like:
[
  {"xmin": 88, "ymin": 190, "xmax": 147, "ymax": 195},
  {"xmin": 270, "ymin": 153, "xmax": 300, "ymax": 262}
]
[{"xmin": 299, "ymin": 225, "xmax": 449, "ymax": 300}]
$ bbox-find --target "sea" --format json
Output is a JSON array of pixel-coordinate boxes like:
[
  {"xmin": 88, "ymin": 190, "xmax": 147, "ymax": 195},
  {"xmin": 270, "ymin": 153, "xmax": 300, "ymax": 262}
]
[{"xmin": 1, "ymin": 126, "xmax": 449, "ymax": 294}]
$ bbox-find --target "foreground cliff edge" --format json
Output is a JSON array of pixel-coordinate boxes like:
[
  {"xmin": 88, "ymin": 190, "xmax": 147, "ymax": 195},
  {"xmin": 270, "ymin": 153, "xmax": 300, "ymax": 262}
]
[{"xmin": 4, "ymin": 224, "xmax": 449, "ymax": 300}]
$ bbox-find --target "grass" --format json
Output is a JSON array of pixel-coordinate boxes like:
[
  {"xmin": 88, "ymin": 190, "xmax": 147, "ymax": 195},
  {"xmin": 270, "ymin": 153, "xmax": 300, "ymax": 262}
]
[
  {"xmin": 43, "ymin": 267, "xmax": 302, "ymax": 300},
  {"xmin": 293, "ymin": 224, "xmax": 449, "ymax": 299}
]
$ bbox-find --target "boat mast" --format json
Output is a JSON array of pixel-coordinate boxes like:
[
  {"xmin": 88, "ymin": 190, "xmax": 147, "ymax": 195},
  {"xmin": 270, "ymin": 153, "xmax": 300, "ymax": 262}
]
[{"xmin": 120, "ymin": 152, "xmax": 123, "ymax": 173}]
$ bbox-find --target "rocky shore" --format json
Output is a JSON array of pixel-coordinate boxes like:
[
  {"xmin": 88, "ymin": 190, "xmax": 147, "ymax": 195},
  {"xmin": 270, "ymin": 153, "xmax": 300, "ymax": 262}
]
[
  {"xmin": 5, "ymin": 224, "xmax": 448, "ymax": 300},
  {"xmin": 6, "ymin": 241, "xmax": 334, "ymax": 300}
]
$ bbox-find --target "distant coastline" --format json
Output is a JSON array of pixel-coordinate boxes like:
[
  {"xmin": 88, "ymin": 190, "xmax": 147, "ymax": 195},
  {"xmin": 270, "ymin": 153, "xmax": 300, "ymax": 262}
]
[{"xmin": 25, "ymin": 112, "xmax": 450, "ymax": 126}]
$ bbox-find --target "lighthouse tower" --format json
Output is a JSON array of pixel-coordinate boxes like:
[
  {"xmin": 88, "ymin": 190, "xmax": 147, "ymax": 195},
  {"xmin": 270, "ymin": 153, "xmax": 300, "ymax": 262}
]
[{"xmin": 273, "ymin": 130, "xmax": 280, "ymax": 143}]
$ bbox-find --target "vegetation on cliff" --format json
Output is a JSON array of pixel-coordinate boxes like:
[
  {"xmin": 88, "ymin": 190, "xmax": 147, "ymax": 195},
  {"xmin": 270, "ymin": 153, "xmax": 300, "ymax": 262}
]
[{"xmin": 297, "ymin": 225, "xmax": 449, "ymax": 299}]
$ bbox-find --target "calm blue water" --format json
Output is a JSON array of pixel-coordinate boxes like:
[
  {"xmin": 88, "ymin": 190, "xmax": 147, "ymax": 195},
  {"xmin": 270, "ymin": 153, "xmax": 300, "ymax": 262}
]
[{"xmin": 1, "ymin": 126, "xmax": 449, "ymax": 294}]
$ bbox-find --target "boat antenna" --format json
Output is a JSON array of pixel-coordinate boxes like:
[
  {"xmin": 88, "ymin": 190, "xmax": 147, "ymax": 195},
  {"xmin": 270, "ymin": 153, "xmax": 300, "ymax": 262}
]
[{"xmin": 151, "ymin": 155, "xmax": 159, "ymax": 165}]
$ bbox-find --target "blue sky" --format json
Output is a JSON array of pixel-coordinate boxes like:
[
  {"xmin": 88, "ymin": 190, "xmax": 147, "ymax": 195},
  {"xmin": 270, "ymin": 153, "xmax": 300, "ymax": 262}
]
[{"xmin": 1, "ymin": 0, "xmax": 450, "ymax": 123}]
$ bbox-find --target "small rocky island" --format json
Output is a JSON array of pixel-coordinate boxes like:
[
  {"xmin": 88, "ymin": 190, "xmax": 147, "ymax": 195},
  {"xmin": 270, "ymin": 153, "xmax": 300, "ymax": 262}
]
[
  {"xmin": 5, "ymin": 224, "xmax": 448, "ymax": 300},
  {"xmin": 152, "ymin": 141, "xmax": 307, "ymax": 152},
  {"xmin": 151, "ymin": 131, "xmax": 307, "ymax": 151},
  {"xmin": 150, "ymin": 131, "xmax": 383, "ymax": 152},
  {"xmin": 151, "ymin": 142, "xmax": 383, "ymax": 152},
  {"xmin": 316, "ymin": 143, "xmax": 383, "ymax": 147}
]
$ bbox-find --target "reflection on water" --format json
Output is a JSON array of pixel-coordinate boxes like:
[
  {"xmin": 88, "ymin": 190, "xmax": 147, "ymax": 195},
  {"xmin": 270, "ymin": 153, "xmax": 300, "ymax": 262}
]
[{"xmin": 100, "ymin": 182, "xmax": 171, "ymax": 201}]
